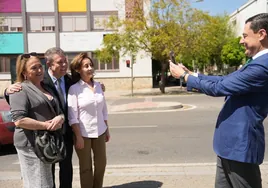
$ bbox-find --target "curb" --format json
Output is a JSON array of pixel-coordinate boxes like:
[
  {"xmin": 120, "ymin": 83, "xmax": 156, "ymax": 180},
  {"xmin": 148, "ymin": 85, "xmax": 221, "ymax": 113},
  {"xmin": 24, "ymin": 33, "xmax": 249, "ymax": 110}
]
[{"xmin": 110, "ymin": 102, "xmax": 183, "ymax": 113}]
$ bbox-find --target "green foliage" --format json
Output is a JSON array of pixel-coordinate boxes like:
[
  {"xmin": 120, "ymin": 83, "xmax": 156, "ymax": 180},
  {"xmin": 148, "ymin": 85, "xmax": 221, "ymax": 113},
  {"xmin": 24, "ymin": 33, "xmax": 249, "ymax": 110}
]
[
  {"xmin": 95, "ymin": 0, "xmax": 235, "ymax": 73},
  {"xmin": 221, "ymin": 37, "xmax": 245, "ymax": 67}
]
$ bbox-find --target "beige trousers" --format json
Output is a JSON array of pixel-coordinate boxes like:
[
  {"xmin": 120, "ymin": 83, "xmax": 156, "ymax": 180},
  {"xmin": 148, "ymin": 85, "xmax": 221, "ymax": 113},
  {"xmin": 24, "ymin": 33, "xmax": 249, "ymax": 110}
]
[{"xmin": 75, "ymin": 133, "xmax": 107, "ymax": 188}]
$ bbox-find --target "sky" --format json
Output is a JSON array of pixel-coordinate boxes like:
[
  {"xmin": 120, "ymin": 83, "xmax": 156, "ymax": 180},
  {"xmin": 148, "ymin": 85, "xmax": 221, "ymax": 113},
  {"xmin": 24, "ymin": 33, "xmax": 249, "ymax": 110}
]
[{"xmin": 191, "ymin": 0, "xmax": 249, "ymax": 15}]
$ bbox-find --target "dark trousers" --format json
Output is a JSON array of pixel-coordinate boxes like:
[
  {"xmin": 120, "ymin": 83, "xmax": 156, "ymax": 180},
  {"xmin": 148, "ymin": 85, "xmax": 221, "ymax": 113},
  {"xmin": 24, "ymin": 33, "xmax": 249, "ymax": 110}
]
[
  {"xmin": 52, "ymin": 129, "xmax": 74, "ymax": 188},
  {"xmin": 215, "ymin": 156, "xmax": 262, "ymax": 188}
]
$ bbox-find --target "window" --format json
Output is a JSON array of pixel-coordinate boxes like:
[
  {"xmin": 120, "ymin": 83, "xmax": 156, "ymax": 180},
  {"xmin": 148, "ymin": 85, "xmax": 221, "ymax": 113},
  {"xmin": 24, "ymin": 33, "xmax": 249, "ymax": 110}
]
[
  {"xmin": 60, "ymin": 15, "xmax": 87, "ymax": 32},
  {"xmin": 91, "ymin": 12, "xmax": 118, "ymax": 31},
  {"xmin": 92, "ymin": 53, "xmax": 119, "ymax": 71},
  {"xmin": 28, "ymin": 16, "xmax": 55, "ymax": 32},
  {"xmin": 0, "ymin": 17, "xmax": 23, "ymax": 32},
  {"xmin": 0, "ymin": 56, "xmax": 11, "ymax": 73}
]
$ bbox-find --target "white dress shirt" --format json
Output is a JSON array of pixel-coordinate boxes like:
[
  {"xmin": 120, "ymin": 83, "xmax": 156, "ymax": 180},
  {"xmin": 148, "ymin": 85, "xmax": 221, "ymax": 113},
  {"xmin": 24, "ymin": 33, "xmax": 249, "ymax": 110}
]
[{"xmin": 68, "ymin": 80, "xmax": 108, "ymax": 138}]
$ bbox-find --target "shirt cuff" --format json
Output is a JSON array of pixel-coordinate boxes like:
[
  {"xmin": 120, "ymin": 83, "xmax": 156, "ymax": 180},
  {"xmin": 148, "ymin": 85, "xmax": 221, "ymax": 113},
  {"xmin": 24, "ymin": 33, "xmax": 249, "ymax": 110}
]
[{"xmin": 192, "ymin": 73, "xmax": 198, "ymax": 77}]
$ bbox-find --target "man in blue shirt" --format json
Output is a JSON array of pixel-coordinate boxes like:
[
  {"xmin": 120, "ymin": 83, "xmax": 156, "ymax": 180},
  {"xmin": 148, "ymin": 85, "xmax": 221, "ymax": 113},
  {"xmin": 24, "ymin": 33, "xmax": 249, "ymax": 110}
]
[{"xmin": 170, "ymin": 13, "xmax": 268, "ymax": 188}]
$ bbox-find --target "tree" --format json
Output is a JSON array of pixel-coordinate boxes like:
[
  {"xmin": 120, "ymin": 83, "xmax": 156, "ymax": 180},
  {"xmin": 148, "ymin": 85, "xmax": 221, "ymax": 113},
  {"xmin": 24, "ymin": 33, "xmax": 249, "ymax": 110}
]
[
  {"xmin": 95, "ymin": 0, "xmax": 234, "ymax": 93},
  {"xmin": 221, "ymin": 37, "xmax": 245, "ymax": 68}
]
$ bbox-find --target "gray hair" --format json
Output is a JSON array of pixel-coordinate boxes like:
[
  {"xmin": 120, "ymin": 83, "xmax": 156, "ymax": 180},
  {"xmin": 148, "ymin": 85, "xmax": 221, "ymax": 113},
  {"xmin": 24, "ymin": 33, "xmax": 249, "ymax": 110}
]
[{"xmin": 44, "ymin": 47, "xmax": 66, "ymax": 63}]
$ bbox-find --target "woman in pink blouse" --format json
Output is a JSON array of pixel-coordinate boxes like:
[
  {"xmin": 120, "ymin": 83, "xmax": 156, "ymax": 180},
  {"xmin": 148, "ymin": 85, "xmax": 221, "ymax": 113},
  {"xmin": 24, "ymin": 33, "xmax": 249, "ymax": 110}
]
[{"xmin": 68, "ymin": 53, "xmax": 110, "ymax": 188}]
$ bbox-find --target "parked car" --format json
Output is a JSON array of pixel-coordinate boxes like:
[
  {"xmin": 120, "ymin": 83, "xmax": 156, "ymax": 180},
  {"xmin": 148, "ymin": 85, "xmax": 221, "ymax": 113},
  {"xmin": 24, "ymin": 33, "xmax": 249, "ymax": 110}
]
[{"xmin": 0, "ymin": 99, "xmax": 14, "ymax": 148}]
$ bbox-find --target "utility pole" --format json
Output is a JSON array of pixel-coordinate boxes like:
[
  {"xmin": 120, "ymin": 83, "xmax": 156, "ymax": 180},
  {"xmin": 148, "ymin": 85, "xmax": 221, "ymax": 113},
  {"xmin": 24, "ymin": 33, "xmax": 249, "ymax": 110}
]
[{"xmin": 131, "ymin": 55, "xmax": 134, "ymax": 97}]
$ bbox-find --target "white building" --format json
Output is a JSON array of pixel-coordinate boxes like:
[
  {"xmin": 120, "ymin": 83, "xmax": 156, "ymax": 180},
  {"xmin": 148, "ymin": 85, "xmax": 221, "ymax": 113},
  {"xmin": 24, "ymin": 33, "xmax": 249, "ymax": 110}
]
[
  {"xmin": 230, "ymin": 0, "xmax": 268, "ymax": 36},
  {"xmin": 0, "ymin": 0, "xmax": 153, "ymax": 92}
]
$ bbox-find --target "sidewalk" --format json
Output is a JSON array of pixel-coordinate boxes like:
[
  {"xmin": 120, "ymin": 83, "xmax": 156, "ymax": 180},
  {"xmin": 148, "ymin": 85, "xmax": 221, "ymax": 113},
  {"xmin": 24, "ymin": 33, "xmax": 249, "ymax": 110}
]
[
  {"xmin": 1, "ymin": 163, "xmax": 268, "ymax": 187},
  {"xmin": 103, "ymin": 86, "xmax": 190, "ymax": 99},
  {"xmin": 105, "ymin": 86, "xmax": 191, "ymax": 113}
]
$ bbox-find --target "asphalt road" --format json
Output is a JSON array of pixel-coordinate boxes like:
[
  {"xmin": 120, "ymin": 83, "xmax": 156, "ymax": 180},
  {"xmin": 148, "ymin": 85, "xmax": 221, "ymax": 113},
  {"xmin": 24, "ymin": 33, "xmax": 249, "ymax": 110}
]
[{"xmin": 1, "ymin": 94, "xmax": 268, "ymax": 172}]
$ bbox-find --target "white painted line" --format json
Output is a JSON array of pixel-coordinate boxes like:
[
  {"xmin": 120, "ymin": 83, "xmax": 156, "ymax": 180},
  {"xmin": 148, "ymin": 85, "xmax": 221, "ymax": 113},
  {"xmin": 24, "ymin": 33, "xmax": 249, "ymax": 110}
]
[
  {"xmin": 110, "ymin": 125, "xmax": 158, "ymax": 129},
  {"xmin": 144, "ymin": 97, "xmax": 152, "ymax": 102},
  {"xmin": 12, "ymin": 161, "xmax": 268, "ymax": 168},
  {"xmin": 66, "ymin": 161, "xmax": 268, "ymax": 170}
]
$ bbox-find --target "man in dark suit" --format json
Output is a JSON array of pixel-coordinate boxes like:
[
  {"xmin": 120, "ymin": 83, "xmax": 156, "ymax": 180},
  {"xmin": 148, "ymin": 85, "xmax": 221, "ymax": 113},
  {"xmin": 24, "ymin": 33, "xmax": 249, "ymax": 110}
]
[
  {"xmin": 43, "ymin": 47, "xmax": 73, "ymax": 188},
  {"xmin": 170, "ymin": 13, "xmax": 268, "ymax": 188}
]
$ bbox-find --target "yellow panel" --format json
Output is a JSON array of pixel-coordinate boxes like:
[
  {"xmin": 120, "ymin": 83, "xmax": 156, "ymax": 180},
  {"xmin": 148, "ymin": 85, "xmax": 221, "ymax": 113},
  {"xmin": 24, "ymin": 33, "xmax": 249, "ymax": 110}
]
[{"xmin": 58, "ymin": 0, "xmax": 87, "ymax": 12}]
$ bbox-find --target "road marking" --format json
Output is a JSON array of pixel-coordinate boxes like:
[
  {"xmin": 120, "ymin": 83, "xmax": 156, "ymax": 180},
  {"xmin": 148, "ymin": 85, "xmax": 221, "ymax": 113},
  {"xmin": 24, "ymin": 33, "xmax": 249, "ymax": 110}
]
[
  {"xmin": 11, "ymin": 161, "xmax": 268, "ymax": 168},
  {"xmin": 110, "ymin": 125, "xmax": 158, "ymax": 129},
  {"xmin": 144, "ymin": 97, "xmax": 152, "ymax": 102}
]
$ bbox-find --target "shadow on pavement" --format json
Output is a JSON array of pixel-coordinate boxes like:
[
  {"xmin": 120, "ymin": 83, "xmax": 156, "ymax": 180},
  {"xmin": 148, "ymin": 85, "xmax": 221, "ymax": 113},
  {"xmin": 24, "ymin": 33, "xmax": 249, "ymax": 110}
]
[
  {"xmin": 104, "ymin": 180, "xmax": 163, "ymax": 188},
  {"xmin": 0, "ymin": 144, "xmax": 16, "ymax": 156}
]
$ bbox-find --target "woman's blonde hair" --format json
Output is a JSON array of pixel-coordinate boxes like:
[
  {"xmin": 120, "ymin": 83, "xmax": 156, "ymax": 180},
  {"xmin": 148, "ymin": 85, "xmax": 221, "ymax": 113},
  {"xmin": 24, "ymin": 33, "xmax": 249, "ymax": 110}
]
[
  {"xmin": 15, "ymin": 54, "xmax": 39, "ymax": 83},
  {"xmin": 70, "ymin": 52, "xmax": 94, "ymax": 83}
]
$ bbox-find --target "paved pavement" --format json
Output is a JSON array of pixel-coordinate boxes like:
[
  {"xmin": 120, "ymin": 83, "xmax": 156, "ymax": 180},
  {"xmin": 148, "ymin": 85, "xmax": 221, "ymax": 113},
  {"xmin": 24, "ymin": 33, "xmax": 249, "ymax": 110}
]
[
  {"xmin": 2, "ymin": 163, "xmax": 268, "ymax": 187},
  {"xmin": 2, "ymin": 86, "xmax": 268, "ymax": 187},
  {"xmin": 106, "ymin": 86, "xmax": 191, "ymax": 113}
]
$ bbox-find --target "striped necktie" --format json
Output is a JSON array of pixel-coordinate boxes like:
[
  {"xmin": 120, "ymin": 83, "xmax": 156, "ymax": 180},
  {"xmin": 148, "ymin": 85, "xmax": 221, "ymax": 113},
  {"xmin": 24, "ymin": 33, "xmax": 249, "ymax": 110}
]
[{"xmin": 56, "ymin": 79, "xmax": 65, "ymax": 109}]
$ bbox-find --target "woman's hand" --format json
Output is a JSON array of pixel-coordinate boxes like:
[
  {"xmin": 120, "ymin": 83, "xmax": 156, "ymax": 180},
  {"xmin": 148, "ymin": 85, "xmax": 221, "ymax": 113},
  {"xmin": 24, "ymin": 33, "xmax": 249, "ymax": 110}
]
[
  {"xmin": 105, "ymin": 129, "xmax": 110, "ymax": 142},
  {"xmin": 75, "ymin": 136, "xmax": 84, "ymax": 149},
  {"xmin": 46, "ymin": 115, "xmax": 64, "ymax": 131}
]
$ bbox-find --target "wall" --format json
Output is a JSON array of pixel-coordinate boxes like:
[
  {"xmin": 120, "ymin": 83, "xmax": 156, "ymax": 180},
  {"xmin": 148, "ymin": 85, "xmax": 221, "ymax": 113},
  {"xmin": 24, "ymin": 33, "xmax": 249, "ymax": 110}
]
[
  {"xmin": 91, "ymin": 0, "xmax": 118, "ymax": 11},
  {"xmin": 230, "ymin": 0, "xmax": 267, "ymax": 36},
  {"xmin": 0, "ymin": 0, "xmax": 21, "ymax": 13},
  {"xmin": 58, "ymin": 0, "xmax": 86, "ymax": 12},
  {"xmin": 27, "ymin": 33, "xmax": 56, "ymax": 53},
  {"xmin": 0, "ymin": 33, "xmax": 24, "ymax": 54},
  {"xmin": 60, "ymin": 32, "xmax": 152, "ymax": 78},
  {"xmin": 95, "ymin": 77, "xmax": 152, "ymax": 91},
  {"xmin": 26, "ymin": 0, "xmax": 55, "ymax": 12},
  {"xmin": 60, "ymin": 32, "xmax": 110, "ymax": 51}
]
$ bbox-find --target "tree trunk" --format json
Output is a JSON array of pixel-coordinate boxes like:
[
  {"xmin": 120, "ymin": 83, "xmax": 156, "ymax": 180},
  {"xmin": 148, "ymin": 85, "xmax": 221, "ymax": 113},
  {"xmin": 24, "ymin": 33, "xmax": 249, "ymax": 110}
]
[{"xmin": 159, "ymin": 61, "xmax": 167, "ymax": 93}]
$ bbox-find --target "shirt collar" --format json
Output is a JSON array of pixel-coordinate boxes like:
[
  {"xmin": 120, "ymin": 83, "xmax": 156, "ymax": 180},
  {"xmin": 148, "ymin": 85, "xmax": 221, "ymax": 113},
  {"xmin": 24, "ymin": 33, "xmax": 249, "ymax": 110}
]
[
  {"xmin": 79, "ymin": 79, "xmax": 96, "ymax": 88},
  {"xmin": 48, "ymin": 69, "xmax": 64, "ymax": 84},
  {"xmin": 252, "ymin": 49, "xmax": 268, "ymax": 60}
]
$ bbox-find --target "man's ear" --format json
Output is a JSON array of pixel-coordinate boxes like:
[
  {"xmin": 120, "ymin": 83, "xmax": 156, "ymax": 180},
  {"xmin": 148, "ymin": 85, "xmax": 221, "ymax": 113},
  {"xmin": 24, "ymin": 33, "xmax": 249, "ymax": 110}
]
[
  {"xmin": 46, "ymin": 60, "xmax": 51, "ymax": 68},
  {"xmin": 259, "ymin": 29, "xmax": 267, "ymax": 41}
]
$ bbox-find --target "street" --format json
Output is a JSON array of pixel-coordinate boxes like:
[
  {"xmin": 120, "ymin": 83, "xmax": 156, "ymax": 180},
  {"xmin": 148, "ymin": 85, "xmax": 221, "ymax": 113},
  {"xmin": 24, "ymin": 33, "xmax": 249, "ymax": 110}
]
[{"xmin": 2, "ymin": 94, "xmax": 268, "ymax": 171}]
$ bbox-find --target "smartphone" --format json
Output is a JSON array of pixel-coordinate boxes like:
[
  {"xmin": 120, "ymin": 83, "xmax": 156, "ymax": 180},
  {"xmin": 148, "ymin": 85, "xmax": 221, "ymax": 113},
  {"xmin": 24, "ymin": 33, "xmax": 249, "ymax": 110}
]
[{"xmin": 169, "ymin": 51, "xmax": 177, "ymax": 64}]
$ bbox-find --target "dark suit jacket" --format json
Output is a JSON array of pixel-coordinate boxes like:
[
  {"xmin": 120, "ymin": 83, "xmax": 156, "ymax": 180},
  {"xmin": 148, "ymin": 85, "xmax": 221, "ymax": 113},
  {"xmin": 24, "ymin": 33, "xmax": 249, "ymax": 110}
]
[
  {"xmin": 43, "ymin": 71, "xmax": 73, "ymax": 136},
  {"xmin": 187, "ymin": 53, "xmax": 268, "ymax": 164}
]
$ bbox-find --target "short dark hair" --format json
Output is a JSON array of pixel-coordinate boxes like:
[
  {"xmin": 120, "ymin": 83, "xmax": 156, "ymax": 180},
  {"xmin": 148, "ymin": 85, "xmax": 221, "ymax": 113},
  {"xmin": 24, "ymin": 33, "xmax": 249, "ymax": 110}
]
[{"xmin": 245, "ymin": 13, "xmax": 268, "ymax": 33}]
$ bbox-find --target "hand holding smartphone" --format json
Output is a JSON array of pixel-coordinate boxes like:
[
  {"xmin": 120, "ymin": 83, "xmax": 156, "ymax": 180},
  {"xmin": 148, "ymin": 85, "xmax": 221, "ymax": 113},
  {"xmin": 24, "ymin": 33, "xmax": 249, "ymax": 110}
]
[{"xmin": 169, "ymin": 51, "xmax": 177, "ymax": 64}]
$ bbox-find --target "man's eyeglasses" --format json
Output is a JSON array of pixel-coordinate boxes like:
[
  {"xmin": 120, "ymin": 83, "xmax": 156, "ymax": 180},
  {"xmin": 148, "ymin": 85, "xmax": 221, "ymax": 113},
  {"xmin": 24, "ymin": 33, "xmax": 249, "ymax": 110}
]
[{"xmin": 20, "ymin": 52, "xmax": 38, "ymax": 60}]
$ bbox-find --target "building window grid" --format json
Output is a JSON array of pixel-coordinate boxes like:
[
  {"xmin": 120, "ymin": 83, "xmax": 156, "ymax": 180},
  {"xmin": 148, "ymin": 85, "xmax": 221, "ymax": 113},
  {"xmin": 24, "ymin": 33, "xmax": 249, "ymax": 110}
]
[
  {"xmin": 60, "ymin": 15, "xmax": 87, "ymax": 32},
  {"xmin": 28, "ymin": 16, "xmax": 55, "ymax": 32},
  {"xmin": 0, "ymin": 17, "xmax": 23, "ymax": 32},
  {"xmin": 92, "ymin": 55, "xmax": 119, "ymax": 71},
  {"xmin": 0, "ymin": 57, "xmax": 11, "ymax": 73},
  {"xmin": 91, "ymin": 11, "xmax": 118, "ymax": 31}
]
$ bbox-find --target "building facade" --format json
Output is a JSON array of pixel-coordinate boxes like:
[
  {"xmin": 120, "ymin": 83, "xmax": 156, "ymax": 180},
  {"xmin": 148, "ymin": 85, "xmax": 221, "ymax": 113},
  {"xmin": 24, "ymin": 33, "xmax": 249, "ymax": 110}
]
[
  {"xmin": 0, "ymin": 0, "xmax": 152, "ymax": 92},
  {"xmin": 230, "ymin": 0, "xmax": 268, "ymax": 36}
]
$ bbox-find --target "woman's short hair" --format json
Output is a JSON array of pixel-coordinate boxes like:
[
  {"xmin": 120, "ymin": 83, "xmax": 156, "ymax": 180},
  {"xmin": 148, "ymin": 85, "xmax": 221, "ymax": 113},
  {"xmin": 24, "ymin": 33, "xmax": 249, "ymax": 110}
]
[{"xmin": 70, "ymin": 52, "xmax": 94, "ymax": 83}]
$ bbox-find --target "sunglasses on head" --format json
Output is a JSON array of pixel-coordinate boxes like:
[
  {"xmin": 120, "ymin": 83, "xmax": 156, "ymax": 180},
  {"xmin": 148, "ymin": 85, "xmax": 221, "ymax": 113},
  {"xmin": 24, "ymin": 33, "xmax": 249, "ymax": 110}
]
[{"xmin": 20, "ymin": 52, "xmax": 38, "ymax": 60}]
